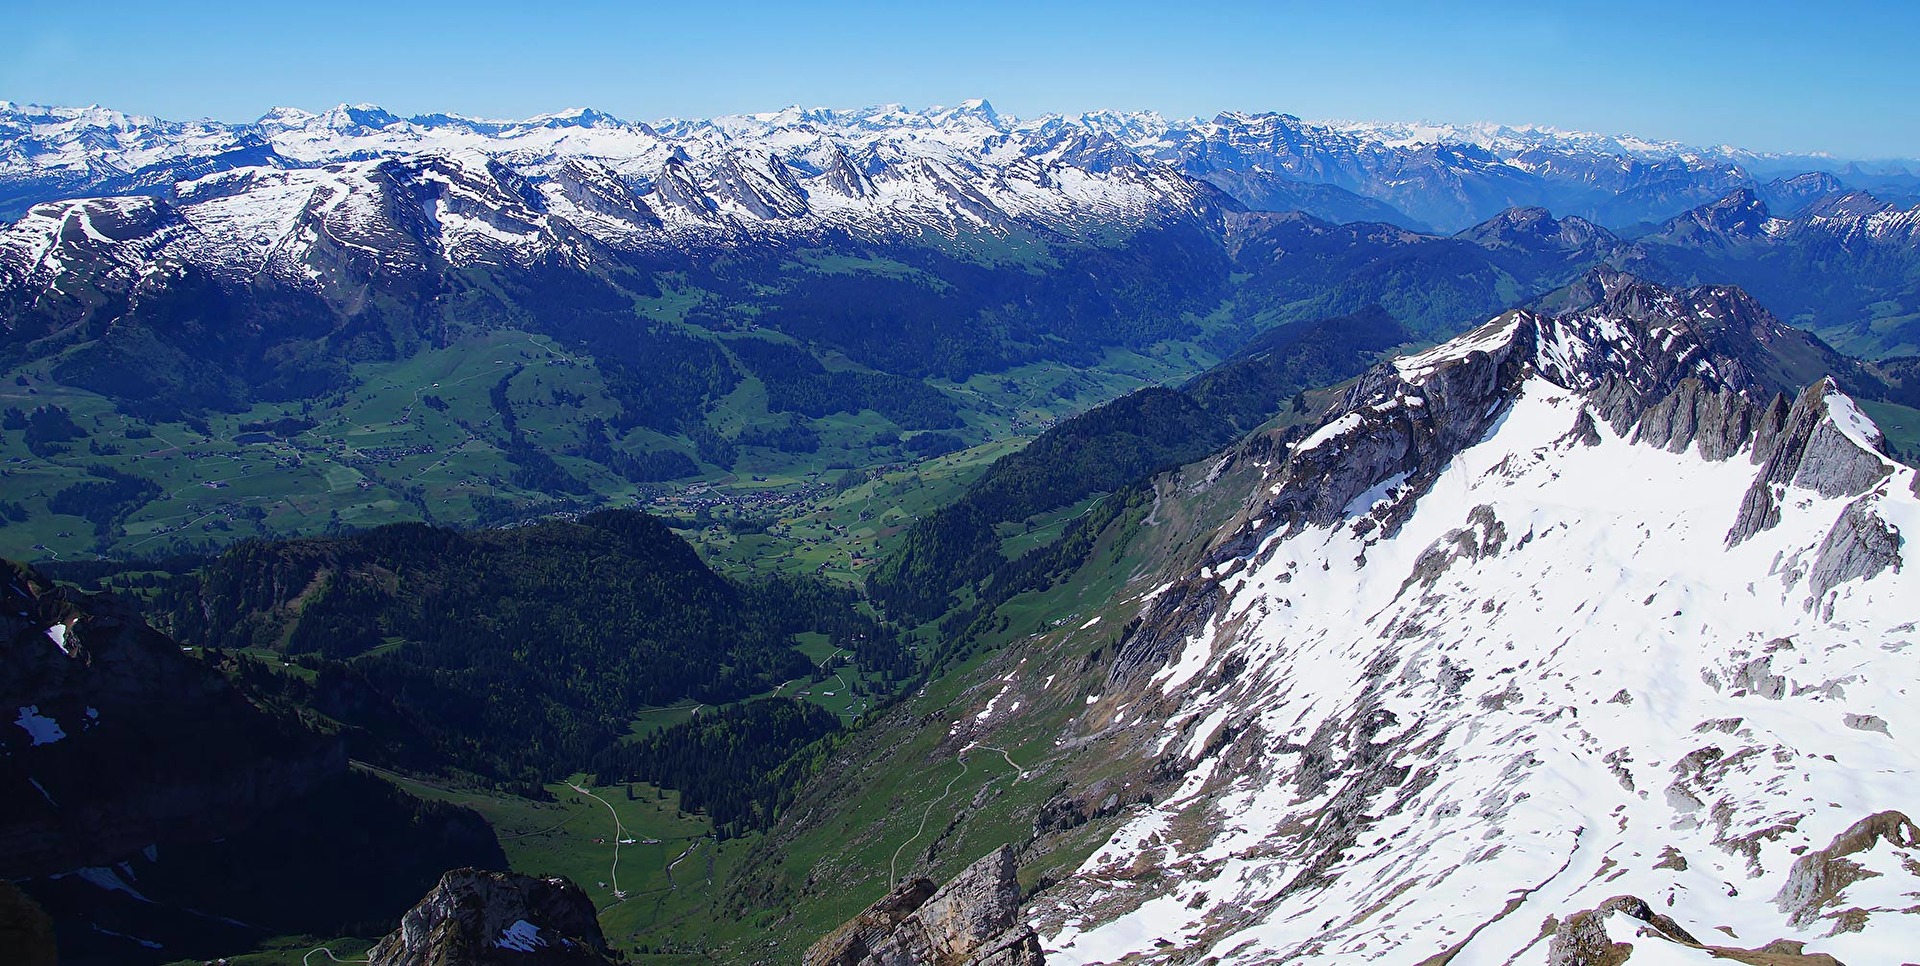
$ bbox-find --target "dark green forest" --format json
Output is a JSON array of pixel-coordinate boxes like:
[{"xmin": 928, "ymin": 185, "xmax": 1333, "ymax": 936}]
[
  {"xmin": 594, "ymin": 699, "xmax": 842, "ymax": 838},
  {"xmin": 158, "ymin": 510, "xmax": 910, "ymax": 788}
]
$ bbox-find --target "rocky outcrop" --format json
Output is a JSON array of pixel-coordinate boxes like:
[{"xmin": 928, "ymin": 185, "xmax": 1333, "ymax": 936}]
[
  {"xmin": 806, "ymin": 846, "xmax": 1043, "ymax": 966},
  {"xmin": 1779, "ymin": 382, "xmax": 1892, "ymax": 499},
  {"xmin": 1775, "ymin": 811, "xmax": 1920, "ymax": 935},
  {"xmin": 1628, "ymin": 378, "xmax": 1758, "ymax": 459},
  {"xmin": 1547, "ymin": 895, "xmax": 1694, "ymax": 966},
  {"xmin": 1548, "ymin": 895, "xmax": 1846, "ymax": 965},
  {"xmin": 367, "ymin": 869, "xmax": 615, "ymax": 966},
  {"xmin": 1806, "ymin": 497, "xmax": 1903, "ymax": 609},
  {"xmin": 1728, "ymin": 477, "xmax": 1784, "ymax": 548},
  {"xmin": 1730, "ymin": 380, "xmax": 1894, "ymax": 546},
  {"xmin": 1023, "ymin": 270, "xmax": 1919, "ymax": 964},
  {"xmin": 1114, "ymin": 272, "xmax": 1889, "ymax": 685},
  {"xmin": 1107, "ymin": 581, "xmax": 1219, "ymax": 686}
]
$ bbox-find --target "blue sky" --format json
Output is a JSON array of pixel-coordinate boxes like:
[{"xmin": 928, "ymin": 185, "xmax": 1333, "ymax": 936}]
[{"xmin": 5, "ymin": 0, "xmax": 1916, "ymax": 159}]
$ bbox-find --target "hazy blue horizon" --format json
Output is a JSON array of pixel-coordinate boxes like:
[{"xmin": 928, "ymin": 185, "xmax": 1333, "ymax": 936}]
[{"xmin": 5, "ymin": 0, "xmax": 1917, "ymax": 160}]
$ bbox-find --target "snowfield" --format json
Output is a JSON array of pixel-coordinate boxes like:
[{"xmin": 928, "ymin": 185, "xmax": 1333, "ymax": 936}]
[{"xmin": 1032, "ymin": 318, "xmax": 1920, "ymax": 964}]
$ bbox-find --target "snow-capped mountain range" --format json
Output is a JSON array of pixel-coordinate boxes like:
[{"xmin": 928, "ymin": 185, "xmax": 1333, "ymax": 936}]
[
  {"xmin": 0, "ymin": 100, "xmax": 1228, "ymax": 295},
  {"xmin": 1018, "ymin": 272, "xmax": 1919, "ymax": 963},
  {"xmin": 3, "ymin": 98, "xmax": 1910, "ymax": 247}
]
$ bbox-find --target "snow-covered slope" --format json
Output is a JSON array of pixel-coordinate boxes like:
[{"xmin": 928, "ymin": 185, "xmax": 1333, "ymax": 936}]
[{"xmin": 1028, "ymin": 274, "xmax": 1918, "ymax": 964}]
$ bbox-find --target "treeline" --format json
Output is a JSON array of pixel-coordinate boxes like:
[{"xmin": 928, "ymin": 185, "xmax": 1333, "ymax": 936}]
[
  {"xmin": 239, "ymin": 415, "xmax": 316, "ymax": 436},
  {"xmin": 735, "ymin": 415, "xmax": 822, "ymax": 454},
  {"xmin": 903, "ymin": 431, "xmax": 966, "ymax": 459},
  {"xmin": 593, "ymin": 699, "xmax": 840, "ymax": 837},
  {"xmin": 870, "ymin": 307, "xmax": 1410, "ymax": 624},
  {"xmin": 34, "ymin": 551, "xmax": 214, "ymax": 589},
  {"xmin": 486, "ymin": 365, "xmax": 590, "ymax": 494},
  {"xmin": 157, "ymin": 510, "xmax": 913, "ymax": 785},
  {"xmin": 870, "ymin": 388, "xmax": 1231, "ymax": 623},
  {"xmin": 49, "ymin": 464, "xmax": 163, "ymax": 537},
  {"xmin": 928, "ymin": 483, "xmax": 1159, "ymax": 670},
  {"xmin": 1223, "ymin": 214, "xmax": 1534, "ymax": 339},
  {"xmin": 4, "ymin": 404, "xmax": 87, "ymax": 457}
]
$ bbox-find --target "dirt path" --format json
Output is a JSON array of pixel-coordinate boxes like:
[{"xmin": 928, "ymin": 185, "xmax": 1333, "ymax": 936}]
[
  {"xmin": 569, "ymin": 781, "xmax": 629, "ymax": 899},
  {"xmin": 886, "ymin": 742, "xmax": 1029, "ymax": 888},
  {"xmin": 302, "ymin": 946, "xmax": 370, "ymax": 966}
]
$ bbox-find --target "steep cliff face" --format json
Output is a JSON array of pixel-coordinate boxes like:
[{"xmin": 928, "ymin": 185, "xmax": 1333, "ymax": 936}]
[
  {"xmin": 367, "ymin": 869, "xmax": 616, "ymax": 966},
  {"xmin": 0, "ymin": 559, "xmax": 343, "ymax": 878},
  {"xmin": 809, "ymin": 847, "xmax": 1045, "ymax": 966},
  {"xmin": 1010, "ymin": 275, "xmax": 1918, "ymax": 964},
  {"xmin": 0, "ymin": 559, "xmax": 504, "ymax": 966}
]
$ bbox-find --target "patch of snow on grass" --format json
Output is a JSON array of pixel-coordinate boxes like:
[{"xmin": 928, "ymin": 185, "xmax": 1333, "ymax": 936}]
[{"xmin": 14, "ymin": 705, "xmax": 64, "ymax": 745}]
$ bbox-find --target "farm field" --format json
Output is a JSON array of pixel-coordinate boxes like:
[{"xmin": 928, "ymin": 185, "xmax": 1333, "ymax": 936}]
[{"xmin": 1, "ymin": 325, "xmax": 1224, "ymax": 568}]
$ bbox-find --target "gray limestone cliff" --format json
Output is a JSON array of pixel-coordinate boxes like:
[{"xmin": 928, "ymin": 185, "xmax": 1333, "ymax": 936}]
[
  {"xmin": 806, "ymin": 846, "xmax": 1044, "ymax": 966},
  {"xmin": 1806, "ymin": 497, "xmax": 1904, "ymax": 612},
  {"xmin": 1774, "ymin": 810, "xmax": 1920, "ymax": 936},
  {"xmin": 1729, "ymin": 379, "xmax": 1894, "ymax": 546}
]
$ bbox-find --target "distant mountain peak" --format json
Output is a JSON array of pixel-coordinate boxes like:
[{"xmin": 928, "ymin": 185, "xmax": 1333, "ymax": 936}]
[{"xmin": 1458, "ymin": 205, "xmax": 1615, "ymax": 251}]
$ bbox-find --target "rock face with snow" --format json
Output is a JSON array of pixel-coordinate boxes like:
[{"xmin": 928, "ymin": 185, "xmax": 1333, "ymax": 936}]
[
  {"xmin": 1025, "ymin": 274, "xmax": 1919, "ymax": 964},
  {"xmin": 1627, "ymin": 186, "xmax": 1920, "ymax": 357},
  {"xmin": 367, "ymin": 869, "xmax": 615, "ymax": 966},
  {"xmin": 6, "ymin": 101, "xmax": 1919, "ymax": 419},
  {"xmin": 809, "ymin": 846, "xmax": 1044, "ymax": 966}
]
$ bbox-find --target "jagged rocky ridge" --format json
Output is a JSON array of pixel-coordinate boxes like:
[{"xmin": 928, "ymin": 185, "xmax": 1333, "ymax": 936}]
[
  {"xmin": 0, "ymin": 102, "xmax": 1229, "ymax": 297},
  {"xmin": 8, "ymin": 98, "xmax": 1920, "ymax": 377},
  {"xmin": 1015, "ymin": 272, "xmax": 1918, "ymax": 963},
  {"xmin": 7, "ymin": 142, "xmax": 1918, "ymax": 381},
  {"xmin": 1627, "ymin": 186, "xmax": 1920, "ymax": 356}
]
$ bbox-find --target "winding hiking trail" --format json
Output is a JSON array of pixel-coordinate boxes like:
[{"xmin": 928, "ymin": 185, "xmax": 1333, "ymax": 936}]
[
  {"xmin": 569, "ymin": 781, "xmax": 628, "ymax": 899},
  {"xmin": 887, "ymin": 743, "xmax": 1028, "ymax": 888}
]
